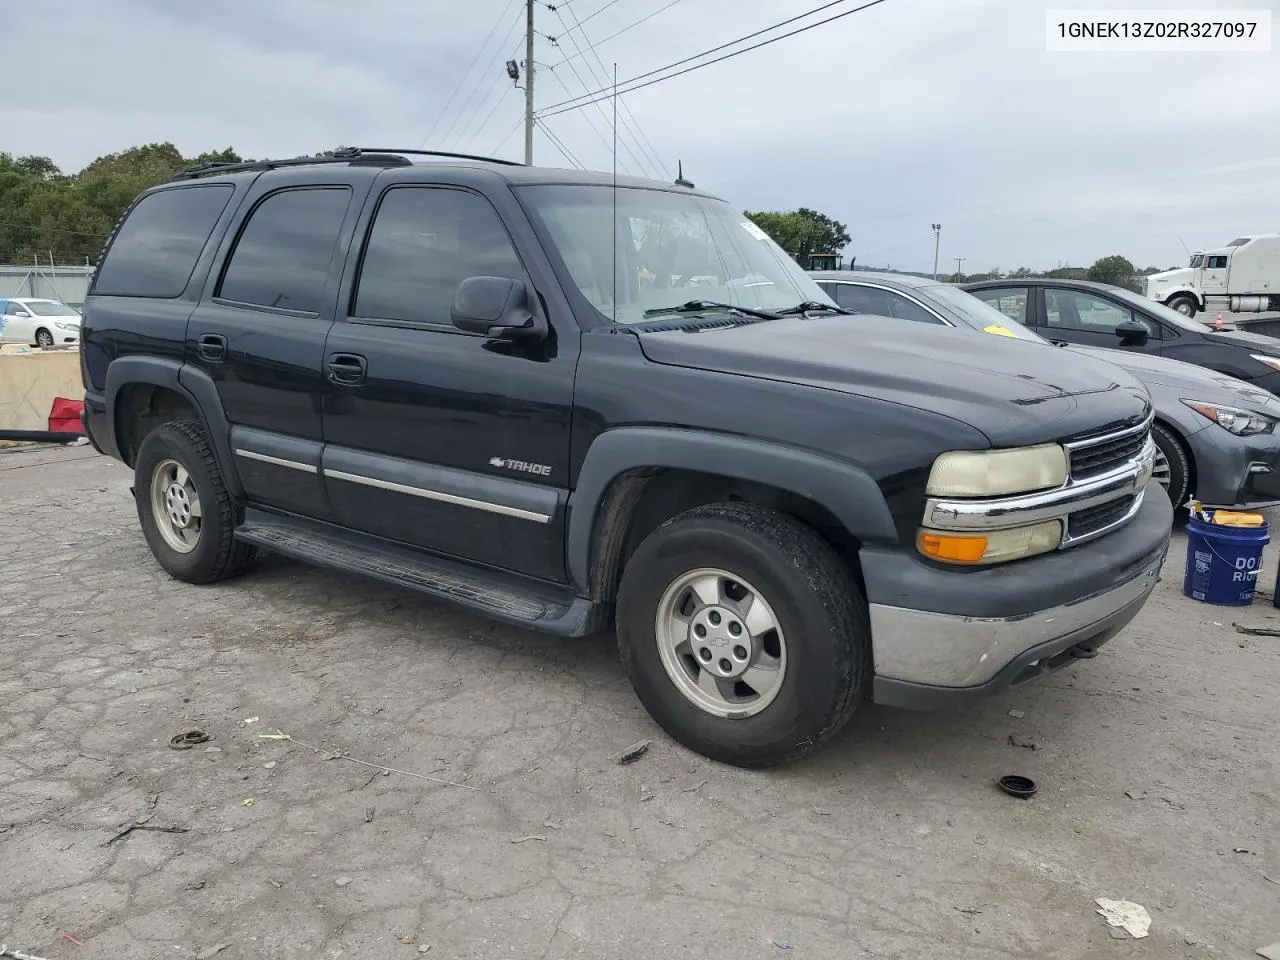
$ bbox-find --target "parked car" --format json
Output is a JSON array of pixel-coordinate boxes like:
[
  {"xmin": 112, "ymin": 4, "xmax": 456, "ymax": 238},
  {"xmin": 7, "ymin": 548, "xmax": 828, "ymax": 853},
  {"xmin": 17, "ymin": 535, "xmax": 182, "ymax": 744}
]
[
  {"xmin": 812, "ymin": 271, "xmax": 1280, "ymax": 511},
  {"xmin": 0, "ymin": 297, "xmax": 82, "ymax": 347},
  {"xmin": 81, "ymin": 148, "xmax": 1170, "ymax": 768},
  {"xmin": 961, "ymin": 278, "xmax": 1280, "ymax": 396}
]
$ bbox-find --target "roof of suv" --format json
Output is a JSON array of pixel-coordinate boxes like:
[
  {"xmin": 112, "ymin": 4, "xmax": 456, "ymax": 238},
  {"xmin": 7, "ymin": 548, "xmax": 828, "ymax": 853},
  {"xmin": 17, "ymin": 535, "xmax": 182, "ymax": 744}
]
[
  {"xmin": 167, "ymin": 147, "xmax": 715, "ymax": 197},
  {"xmin": 963, "ymin": 277, "xmax": 1122, "ymax": 293}
]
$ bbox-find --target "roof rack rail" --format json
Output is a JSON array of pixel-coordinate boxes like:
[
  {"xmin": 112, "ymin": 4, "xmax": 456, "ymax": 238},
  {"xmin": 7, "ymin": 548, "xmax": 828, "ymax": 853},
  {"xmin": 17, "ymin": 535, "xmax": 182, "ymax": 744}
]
[
  {"xmin": 353, "ymin": 148, "xmax": 524, "ymax": 167},
  {"xmin": 170, "ymin": 148, "xmax": 412, "ymax": 181}
]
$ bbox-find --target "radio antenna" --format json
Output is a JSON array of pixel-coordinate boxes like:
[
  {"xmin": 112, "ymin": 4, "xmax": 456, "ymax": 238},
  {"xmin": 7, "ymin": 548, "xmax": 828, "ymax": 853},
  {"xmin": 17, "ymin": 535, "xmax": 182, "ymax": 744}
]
[
  {"xmin": 1178, "ymin": 235, "xmax": 1191, "ymax": 258},
  {"xmin": 611, "ymin": 61, "xmax": 618, "ymax": 324}
]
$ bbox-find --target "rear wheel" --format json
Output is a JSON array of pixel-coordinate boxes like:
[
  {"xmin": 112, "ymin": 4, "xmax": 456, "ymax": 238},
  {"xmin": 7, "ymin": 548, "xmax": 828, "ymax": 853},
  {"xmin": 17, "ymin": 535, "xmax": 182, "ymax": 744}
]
[
  {"xmin": 134, "ymin": 420, "xmax": 256, "ymax": 583},
  {"xmin": 1151, "ymin": 422, "xmax": 1191, "ymax": 512},
  {"xmin": 1167, "ymin": 294, "xmax": 1198, "ymax": 318},
  {"xmin": 616, "ymin": 502, "xmax": 868, "ymax": 768}
]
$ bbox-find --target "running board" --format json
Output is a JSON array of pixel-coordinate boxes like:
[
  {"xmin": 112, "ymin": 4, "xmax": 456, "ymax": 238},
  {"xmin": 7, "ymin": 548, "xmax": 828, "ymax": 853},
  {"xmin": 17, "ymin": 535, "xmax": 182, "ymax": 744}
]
[{"xmin": 235, "ymin": 510, "xmax": 605, "ymax": 637}]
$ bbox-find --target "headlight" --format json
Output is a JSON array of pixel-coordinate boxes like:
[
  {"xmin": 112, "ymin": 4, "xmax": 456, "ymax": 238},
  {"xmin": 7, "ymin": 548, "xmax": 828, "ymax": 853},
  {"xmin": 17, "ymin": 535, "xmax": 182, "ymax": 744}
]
[
  {"xmin": 926, "ymin": 443, "xmax": 1068, "ymax": 497},
  {"xmin": 1250, "ymin": 354, "xmax": 1280, "ymax": 373},
  {"xmin": 917, "ymin": 520, "xmax": 1063, "ymax": 565},
  {"xmin": 54, "ymin": 320, "xmax": 78, "ymax": 331},
  {"xmin": 1182, "ymin": 399, "xmax": 1277, "ymax": 436}
]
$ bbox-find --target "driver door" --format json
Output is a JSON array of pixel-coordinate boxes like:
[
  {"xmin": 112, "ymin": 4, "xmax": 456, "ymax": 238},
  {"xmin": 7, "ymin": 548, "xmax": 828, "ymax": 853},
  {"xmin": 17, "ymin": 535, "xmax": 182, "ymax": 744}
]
[{"xmin": 1035, "ymin": 287, "xmax": 1162, "ymax": 355}]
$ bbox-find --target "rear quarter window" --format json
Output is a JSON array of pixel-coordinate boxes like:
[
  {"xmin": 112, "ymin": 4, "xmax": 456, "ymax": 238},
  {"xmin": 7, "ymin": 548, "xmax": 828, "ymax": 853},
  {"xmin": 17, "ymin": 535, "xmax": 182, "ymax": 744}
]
[{"xmin": 92, "ymin": 185, "xmax": 234, "ymax": 298}]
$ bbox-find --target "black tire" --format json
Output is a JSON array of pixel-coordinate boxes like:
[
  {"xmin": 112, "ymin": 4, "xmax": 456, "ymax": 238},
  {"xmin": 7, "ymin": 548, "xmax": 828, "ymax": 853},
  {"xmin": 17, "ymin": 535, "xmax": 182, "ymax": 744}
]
[
  {"xmin": 1152, "ymin": 422, "xmax": 1191, "ymax": 512},
  {"xmin": 1167, "ymin": 294, "xmax": 1198, "ymax": 319},
  {"xmin": 34, "ymin": 328, "xmax": 54, "ymax": 348},
  {"xmin": 134, "ymin": 420, "xmax": 256, "ymax": 584},
  {"xmin": 616, "ymin": 501, "xmax": 869, "ymax": 768}
]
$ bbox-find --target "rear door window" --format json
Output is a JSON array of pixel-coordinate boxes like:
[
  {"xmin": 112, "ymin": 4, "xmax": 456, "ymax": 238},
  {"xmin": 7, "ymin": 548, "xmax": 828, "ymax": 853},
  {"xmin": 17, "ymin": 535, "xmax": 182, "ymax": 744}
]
[
  {"xmin": 217, "ymin": 187, "xmax": 352, "ymax": 314},
  {"xmin": 92, "ymin": 185, "xmax": 234, "ymax": 298}
]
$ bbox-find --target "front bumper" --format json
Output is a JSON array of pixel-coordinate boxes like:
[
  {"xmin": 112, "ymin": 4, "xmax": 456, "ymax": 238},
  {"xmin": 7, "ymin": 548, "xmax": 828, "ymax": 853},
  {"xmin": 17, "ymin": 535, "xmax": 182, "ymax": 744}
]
[
  {"xmin": 1188, "ymin": 425, "xmax": 1280, "ymax": 507},
  {"xmin": 865, "ymin": 482, "xmax": 1172, "ymax": 709}
]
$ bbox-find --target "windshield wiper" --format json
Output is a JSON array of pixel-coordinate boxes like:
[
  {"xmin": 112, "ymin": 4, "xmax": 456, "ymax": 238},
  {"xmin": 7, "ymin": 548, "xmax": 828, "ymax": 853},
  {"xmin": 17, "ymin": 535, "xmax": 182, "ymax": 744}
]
[
  {"xmin": 642, "ymin": 300, "xmax": 781, "ymax": 321},
  {"xmin": 773, "ymin": 301, "xmax": 853, "ymax": 316}
]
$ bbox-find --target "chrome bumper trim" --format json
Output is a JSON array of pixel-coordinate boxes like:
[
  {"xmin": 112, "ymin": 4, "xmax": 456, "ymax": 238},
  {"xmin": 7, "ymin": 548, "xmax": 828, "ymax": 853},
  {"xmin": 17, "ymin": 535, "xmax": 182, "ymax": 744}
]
[{"xmin": 869, "ymin": 548, "xmax": 1163, "ymax": 688}]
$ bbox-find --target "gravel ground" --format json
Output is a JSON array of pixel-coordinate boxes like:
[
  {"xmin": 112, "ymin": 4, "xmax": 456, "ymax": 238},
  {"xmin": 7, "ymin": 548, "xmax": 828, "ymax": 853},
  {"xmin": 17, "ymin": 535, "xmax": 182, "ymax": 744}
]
[{"xmin": 1, "ymin": 444, "xmax": 1277, "ymax": 960}]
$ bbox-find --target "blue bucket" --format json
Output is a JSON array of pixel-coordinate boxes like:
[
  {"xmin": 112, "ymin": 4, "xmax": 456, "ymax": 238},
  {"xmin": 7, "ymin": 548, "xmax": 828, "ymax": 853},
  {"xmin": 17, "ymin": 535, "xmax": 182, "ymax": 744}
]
[{"xmin": 1184, "ymin": 514, "xmax": 1270, "ymax": 605}]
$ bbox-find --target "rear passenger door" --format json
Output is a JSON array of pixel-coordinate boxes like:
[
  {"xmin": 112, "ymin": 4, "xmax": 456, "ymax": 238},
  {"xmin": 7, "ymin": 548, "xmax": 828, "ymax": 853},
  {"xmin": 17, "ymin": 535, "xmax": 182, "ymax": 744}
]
[
  {"xmin": 320, "ymin": 179, "xmax": 577, "ymax": 583},
  {"xmin": 187, "ymin": 171, "xmax": 364, "ymax": 518}
]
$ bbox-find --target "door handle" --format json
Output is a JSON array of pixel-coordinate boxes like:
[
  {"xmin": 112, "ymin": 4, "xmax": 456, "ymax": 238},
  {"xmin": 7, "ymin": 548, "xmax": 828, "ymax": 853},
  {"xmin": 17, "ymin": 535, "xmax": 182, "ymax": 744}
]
[
  {"xmin": 327, "ymin": 353, "xmax": 367, "ymax": 386},
  {"xmin": 197, "ymin": 334, "xmax": 227, "ymax": 362}
]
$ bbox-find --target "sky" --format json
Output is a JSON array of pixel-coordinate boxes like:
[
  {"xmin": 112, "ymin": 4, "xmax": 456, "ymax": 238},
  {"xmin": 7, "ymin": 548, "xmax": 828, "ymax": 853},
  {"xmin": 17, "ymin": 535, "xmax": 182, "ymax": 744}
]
[{"xmin": 4, "ymin": 0, "xmax": 1278, "ymax": 272}]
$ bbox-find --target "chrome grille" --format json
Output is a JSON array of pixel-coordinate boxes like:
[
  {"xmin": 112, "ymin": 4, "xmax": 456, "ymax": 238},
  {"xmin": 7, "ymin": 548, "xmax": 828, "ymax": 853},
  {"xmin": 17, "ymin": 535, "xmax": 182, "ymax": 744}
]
[
  {"xmin": 1066, "ymin": 415, "xmax": 1153, "ymax": 482},
  {"xmin": 1068, "ymin": 494, "xmax": 1137, "ymax": 540}
]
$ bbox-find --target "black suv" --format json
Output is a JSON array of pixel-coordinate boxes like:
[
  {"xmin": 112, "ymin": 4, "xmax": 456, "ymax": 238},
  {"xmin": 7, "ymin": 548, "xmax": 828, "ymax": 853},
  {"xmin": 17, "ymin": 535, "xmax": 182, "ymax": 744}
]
[{"xmin": 81, "ymin": 148, "xmax": 1172, "ymax": 767}]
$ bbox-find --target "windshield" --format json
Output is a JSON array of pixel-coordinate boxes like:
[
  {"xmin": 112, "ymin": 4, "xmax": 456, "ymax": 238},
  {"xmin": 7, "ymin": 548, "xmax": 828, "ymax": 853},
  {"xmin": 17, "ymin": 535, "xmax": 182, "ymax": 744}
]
[
  {"xmin": 516, "ymin": 184, "xmax": 835, "ymax": 324},
  {"xmin": 1108, "ymin": 286, "xmax": 1213, "ymax": 332},
  {"xmin": 23, "ymin": 300, "xmax": 78, "ymax": 317},
  {"xmin": 918, "ymin": 283, "xmax": 1049, "ymax": 343}
]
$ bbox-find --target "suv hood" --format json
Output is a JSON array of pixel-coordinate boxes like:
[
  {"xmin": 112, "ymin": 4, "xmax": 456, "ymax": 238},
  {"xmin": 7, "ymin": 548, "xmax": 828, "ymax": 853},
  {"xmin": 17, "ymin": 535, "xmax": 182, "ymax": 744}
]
[{"xmin": 636, "ymin": 315, "xmax": 1151, "ymax": 446}]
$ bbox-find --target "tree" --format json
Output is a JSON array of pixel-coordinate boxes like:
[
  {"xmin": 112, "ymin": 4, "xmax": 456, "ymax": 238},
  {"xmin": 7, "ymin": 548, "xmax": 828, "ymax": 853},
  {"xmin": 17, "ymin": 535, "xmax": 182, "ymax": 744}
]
[
  {"xmin": 1086, "ymin": 254, "xmax": 1139, "ymax": 292},
  {"xmin": 742, "ymin": 207, "xmax": 850, "ymax": 265},
  {"xmin": 0, "ymin": 142, "xmax": 249, "ymax": 264}
]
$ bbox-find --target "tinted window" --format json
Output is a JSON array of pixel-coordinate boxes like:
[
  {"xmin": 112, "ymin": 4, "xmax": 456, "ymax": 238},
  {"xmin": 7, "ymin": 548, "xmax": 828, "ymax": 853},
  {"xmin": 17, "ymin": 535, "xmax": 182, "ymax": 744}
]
[
  {"xmin": 93, "ymin": 185, "xmax": 233, "ymax": 298},
  {"xmin": 883, "ymin": 291, "xmax": 944, "ymax": 324},
  {"xmin": 832, "ymin": 283, "xmax": 894, "ymax": 315},
  {"xmin": 218, "ymin": 187, "xmax": 351, "ymax": 313},
  {"xmin": 1206, "ymin": 255, "xmax": 1228, "ymax": 269},
  {"xmin": 970, "ymin": 287, "xmax": 1029, "ymax": 325},
  {"xmin": 1045, "ymin": 289, "xmax": 1152, "ymax": 335},
  {"xmin": 353, "ymin": 187, "xmax": 523, "ymax": 325}
]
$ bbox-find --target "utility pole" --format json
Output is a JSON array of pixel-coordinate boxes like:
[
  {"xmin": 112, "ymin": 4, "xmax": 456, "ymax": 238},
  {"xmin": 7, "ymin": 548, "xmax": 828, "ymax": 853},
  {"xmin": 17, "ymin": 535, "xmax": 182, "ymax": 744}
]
[
  {"xmin": 524, "ymin": 0, "xmax": 535, "ymax": 165},
  {"xmin": 931, "ymin": 224, "xmax": 941, "ymax": 280},
  {"xmin": 953, "ymin": 256, "xmax": 966, "ymax": 280}
]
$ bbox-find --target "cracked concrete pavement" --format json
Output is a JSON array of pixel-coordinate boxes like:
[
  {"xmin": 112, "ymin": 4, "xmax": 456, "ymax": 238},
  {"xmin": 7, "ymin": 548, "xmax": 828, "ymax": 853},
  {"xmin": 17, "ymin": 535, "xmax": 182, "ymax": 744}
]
[{"xmin": 1, "ymin": 444, "xmax": 1277, "ymax": 959}]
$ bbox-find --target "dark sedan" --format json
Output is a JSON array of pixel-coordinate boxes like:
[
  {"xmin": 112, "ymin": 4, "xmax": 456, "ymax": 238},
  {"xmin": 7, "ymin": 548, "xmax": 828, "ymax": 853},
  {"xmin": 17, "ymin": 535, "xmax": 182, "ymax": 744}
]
[{"xmin": 962, "ymin": 278, "xmax": 1280, "ymax": 396}]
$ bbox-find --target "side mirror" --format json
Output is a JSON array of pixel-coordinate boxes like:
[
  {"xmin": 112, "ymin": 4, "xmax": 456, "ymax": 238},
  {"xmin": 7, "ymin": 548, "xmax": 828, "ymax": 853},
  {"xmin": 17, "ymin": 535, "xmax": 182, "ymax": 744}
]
[
  {"xmin": 451, "ymin": 276, "xmax": 544, "ymax": 341},
  {"xmin": 9, "ymin": 309, "xmax": 30, "ymax": 318},
  {"xmin": 1115, "ymin": 319, "xmax": 1149, "ymax": 343}
]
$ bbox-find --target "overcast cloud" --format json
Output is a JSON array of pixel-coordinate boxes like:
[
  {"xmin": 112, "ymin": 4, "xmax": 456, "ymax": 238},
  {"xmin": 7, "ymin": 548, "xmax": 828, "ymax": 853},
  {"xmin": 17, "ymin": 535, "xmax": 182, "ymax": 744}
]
[{"xmin": 4, "ymin": 0, "xmax": 1277, "ymax": 271}]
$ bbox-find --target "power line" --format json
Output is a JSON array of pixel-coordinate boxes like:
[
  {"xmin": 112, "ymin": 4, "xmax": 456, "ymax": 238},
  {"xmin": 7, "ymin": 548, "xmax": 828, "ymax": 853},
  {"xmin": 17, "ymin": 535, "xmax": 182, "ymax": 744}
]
[
  {"xmin": 491, "ymin": 113, "xmax": 527, "ymax": 155},
  {"xmin": 456, "ymin": 75, "xmax": 519, "ymax": 152},
  {"xmin": 562, "ymin": 2, "xmax": 671, "ymax": 178},
  {"xmin": 554, "ymin": 0, "xmax": 684, "ymax": 67},
  {"xmin": 541, "ymin": 66, "xmax": 636, "ymax": 173},
  {"xmin": 422, "ymin": 0, "xmax": 522, "ymax": 147},
  {"xmin": 553, "ymin": 0, "xmax": 625, "ymax": 35},
  {"xmin": 535, "ymin": 117, "xmax": 585, "ymax": 168},
  {"xmin": 550, "ymin": 8, "xmax": 660, "ymax": 177},
  {"xmin": 540, "ymin": 0, "xmax": 887, "ymax": 117},
  {"xmin": 435, "ymin": 5, "xmax": 525, "ymax": 149}
]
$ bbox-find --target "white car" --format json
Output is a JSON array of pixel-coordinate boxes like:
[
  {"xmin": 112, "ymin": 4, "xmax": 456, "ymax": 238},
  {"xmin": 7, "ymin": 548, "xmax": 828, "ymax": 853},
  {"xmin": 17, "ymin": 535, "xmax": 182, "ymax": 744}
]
[{"xmin": 0, "ymin": 297, "xmax": 82, "ymax": 347}]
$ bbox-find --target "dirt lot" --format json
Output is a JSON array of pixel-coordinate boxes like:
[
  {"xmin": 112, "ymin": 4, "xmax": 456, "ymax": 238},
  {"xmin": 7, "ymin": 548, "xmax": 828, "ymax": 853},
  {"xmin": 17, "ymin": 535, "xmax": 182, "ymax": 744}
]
[{"xmin": 1, "ymin": 444, "xmax": 1277, "ymax": 960}]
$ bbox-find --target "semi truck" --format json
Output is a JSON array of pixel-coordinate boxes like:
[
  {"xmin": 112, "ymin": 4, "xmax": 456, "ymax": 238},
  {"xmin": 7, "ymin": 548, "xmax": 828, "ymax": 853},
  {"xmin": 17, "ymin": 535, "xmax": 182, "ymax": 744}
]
[{"xmin": 1144, "ymin": 234, "xmax": 1280, "ymax": 318}]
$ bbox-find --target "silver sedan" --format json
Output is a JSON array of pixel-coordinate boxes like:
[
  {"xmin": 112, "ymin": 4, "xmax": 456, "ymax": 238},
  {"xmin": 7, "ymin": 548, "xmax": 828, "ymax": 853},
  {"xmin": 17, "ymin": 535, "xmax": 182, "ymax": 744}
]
[{"xmin": 811, "ymin": 270, "xmax": 1280, "ymax": 510}]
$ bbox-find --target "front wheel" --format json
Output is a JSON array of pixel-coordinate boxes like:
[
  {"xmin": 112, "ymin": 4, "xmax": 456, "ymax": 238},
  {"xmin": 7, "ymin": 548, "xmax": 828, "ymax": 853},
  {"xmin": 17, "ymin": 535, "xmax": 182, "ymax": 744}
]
[
  {"xmin": 616, "ymin": 502, "xmax": 869, "ymax": 768},
  {"xmin": 34, "ymin": 328, "xmax": 54, "ymax": 348},
  {"xmin": 1151, "ymin": 422, "xmax": 1191, "ymax": 512},
  {"xmin": 1167, "ymin": 294, "xmax": 1198, "ymax": 318}
]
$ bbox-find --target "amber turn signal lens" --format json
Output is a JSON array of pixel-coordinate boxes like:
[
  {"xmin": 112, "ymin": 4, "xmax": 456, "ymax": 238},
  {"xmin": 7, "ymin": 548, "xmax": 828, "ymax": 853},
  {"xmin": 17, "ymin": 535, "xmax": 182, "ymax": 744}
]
[{"xmin": 917, "ymin": 531, "xmax": 989, "ymax": 564}]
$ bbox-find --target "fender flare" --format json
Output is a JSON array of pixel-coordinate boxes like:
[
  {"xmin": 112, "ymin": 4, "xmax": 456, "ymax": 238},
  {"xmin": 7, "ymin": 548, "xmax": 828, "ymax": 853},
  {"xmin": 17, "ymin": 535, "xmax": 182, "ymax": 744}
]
[
  {"xmin": 104, "ymin": 357, "xmax": 241, "ymax": 496},
  {"xmin": 565, "ymin": 426, "xmax": 897, "ymax": 597},
  {"xmin": 1158, "ymin": 286, "xmax": 1203, "ymax": 308}
]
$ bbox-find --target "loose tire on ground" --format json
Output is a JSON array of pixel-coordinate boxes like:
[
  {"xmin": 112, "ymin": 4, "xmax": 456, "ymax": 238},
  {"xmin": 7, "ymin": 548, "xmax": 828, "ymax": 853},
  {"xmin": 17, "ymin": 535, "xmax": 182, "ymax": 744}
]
[
  {"xmin": 1151, "ymin": 422, "xmax": 1191, "ymax": 513},
  {"xmin": 615, "ymin": 501, "xmax": 869, "ymax": 768},
  {"xmin": 134, "ymin": 420, "xmax": 256, "ymax": 584}
]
